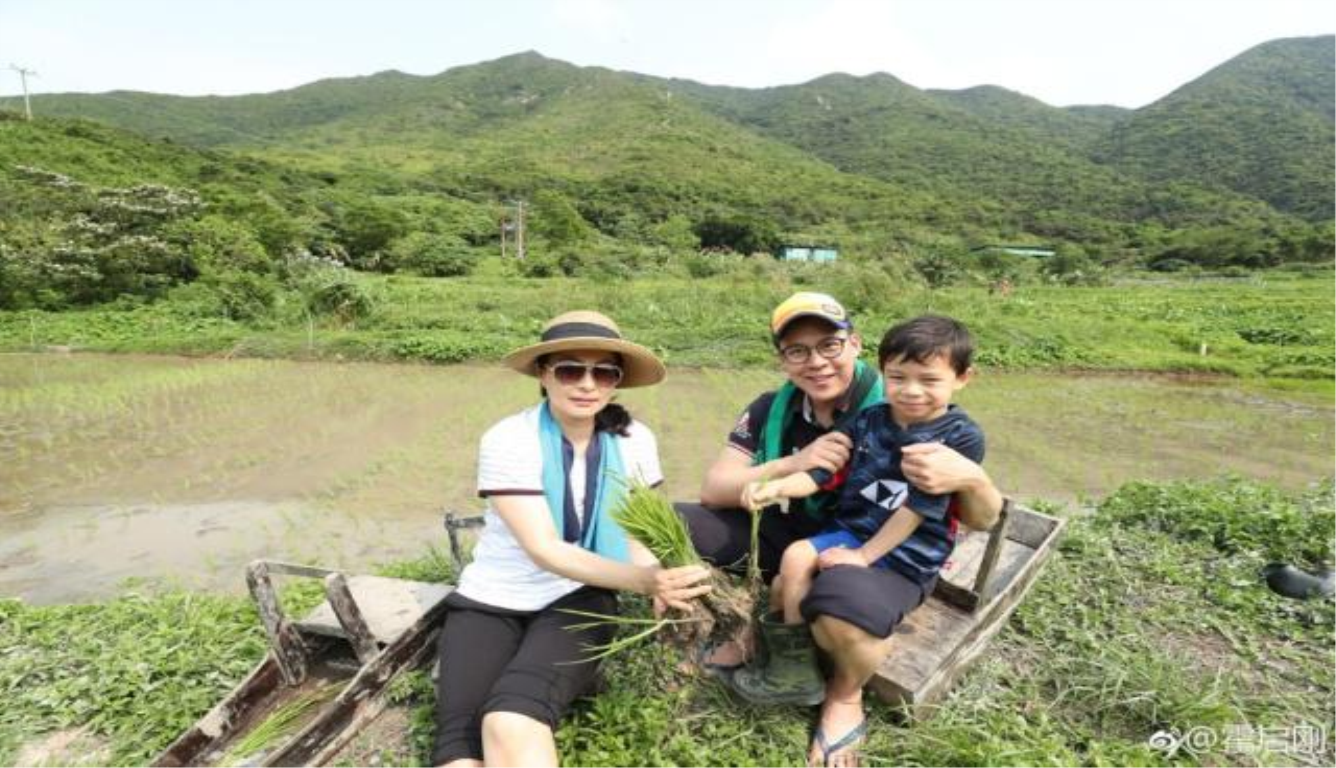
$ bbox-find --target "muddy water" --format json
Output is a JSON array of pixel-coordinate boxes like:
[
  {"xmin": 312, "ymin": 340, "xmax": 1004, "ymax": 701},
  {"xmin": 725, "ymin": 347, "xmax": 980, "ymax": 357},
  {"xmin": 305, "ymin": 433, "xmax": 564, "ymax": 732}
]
[{"xmin": 2, "ymin": 353, "xmax": 1331, "ymax": 604}]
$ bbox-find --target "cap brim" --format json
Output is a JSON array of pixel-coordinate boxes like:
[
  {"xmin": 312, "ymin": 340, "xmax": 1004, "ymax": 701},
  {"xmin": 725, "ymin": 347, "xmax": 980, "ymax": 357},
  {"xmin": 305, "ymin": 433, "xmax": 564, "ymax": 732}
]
[
  {"xmin": 503, "ymin": 338, "xmax": 666, "ymax": 388},
  {"xmin": 773, "ymin": 312, "xmax": 853, "ymax": 341}
]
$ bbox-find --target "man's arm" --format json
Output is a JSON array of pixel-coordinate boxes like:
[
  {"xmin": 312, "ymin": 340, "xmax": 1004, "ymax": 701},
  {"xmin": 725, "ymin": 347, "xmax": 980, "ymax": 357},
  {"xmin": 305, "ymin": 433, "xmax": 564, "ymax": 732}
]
[
  {"xmin": 900, "ymin": 442, "xmax": 1003, "ymax": 530},
  {"xmin": 699, "ymin": 433, "xmax": 851, "ymax": 509}
]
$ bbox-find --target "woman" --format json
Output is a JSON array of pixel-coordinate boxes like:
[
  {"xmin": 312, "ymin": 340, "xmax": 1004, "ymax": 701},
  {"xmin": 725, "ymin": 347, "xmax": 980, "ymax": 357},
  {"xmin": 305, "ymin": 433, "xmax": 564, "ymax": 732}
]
[{"xmin": 433, "ymin": 310, "xmax": 712, "ymax": 767}]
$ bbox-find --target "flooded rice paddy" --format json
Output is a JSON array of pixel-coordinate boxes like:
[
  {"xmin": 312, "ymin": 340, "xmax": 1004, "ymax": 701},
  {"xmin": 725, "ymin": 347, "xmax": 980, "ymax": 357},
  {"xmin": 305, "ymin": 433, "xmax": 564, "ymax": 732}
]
[{"xmin": 2, "ymin": 353, "xmax": 1331, "ymax": 603}]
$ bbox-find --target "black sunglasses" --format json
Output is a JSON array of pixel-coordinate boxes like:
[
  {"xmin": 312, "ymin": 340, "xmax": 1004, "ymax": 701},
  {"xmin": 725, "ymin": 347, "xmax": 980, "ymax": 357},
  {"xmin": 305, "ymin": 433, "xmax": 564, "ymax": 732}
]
[{"xmin": 548, "ymin": 362, "xmax": 624, "ymax": 388}]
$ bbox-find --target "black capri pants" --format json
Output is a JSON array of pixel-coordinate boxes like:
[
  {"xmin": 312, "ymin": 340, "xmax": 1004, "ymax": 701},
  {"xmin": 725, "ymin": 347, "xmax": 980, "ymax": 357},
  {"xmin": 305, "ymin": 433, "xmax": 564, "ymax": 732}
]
[{"xmin": 432, "ymin": 586, "xmax": 617, "ymax": 765}]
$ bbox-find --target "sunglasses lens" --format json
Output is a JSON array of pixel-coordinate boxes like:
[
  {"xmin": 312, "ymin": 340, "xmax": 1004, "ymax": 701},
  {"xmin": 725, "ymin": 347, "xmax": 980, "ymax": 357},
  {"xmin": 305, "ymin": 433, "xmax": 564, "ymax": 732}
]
[
  {"xmin": 591, "ymin": 365, "xmax": 622, "ymax": 387},
  {"xmin": 551, "ymin": 364, "xmax": 622, "ymax": 387},
  {"xmin": 552, "ymin": 365, "xmax": 584, "ymax": 385}
]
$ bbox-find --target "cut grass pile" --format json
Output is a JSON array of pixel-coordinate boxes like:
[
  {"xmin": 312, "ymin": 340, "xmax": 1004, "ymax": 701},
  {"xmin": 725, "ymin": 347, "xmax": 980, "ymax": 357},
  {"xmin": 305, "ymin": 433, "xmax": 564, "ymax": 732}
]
[{"xmin": 1, "ymin": 477, "xmax": 1332, "ymax": 766}]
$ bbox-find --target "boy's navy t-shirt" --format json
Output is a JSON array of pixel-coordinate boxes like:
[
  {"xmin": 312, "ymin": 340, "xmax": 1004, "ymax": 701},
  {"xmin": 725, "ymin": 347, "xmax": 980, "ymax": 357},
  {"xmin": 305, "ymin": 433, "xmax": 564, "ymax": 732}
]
[{"xmin": 809, "ymin": 403, "xmax": 985, "ymax": 585}]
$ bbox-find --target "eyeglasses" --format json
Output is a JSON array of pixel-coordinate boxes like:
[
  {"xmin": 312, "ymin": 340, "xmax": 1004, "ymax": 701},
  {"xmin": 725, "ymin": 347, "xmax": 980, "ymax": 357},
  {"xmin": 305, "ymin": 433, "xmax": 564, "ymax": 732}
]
[
  {"xmin": 778, "ymin": 336, "xmax": 848, "ymax": 365},
  {"xmin": 548, "ymin": 362, "xmax": 624, "ymax": 388}
]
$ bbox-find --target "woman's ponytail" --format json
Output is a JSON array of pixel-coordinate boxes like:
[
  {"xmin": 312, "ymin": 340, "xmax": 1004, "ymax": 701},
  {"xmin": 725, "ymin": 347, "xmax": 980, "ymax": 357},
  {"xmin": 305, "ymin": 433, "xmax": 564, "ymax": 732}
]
[{"xmin": 595, "ymin": 402, "xmax": 632, "ymax": 436}]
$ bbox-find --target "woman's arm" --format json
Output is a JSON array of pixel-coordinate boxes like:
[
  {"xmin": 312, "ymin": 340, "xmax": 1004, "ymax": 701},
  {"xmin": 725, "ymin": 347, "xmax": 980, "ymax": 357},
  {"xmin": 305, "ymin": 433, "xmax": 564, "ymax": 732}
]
[
  {"xmin": 899, "ymin": 443, "xmax": 1003, "ymax": 530},
  {"xmin": 491, "ymin": 494, "xmax": 711, "ymax": 610}
]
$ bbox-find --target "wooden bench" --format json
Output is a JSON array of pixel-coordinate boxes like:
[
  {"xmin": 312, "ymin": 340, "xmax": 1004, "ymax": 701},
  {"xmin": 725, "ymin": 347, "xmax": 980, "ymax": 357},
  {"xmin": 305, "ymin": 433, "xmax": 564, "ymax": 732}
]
[{"xmin": 870, "ymin": 504, "xmax": 1065, "ymax": 719}]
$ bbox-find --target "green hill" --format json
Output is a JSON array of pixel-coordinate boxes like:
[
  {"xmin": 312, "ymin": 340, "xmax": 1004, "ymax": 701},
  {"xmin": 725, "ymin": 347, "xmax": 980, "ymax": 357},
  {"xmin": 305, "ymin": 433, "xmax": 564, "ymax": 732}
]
[
  {"xmin": 1094, "ymin": 35, "xmax": 1335, "ymax": 221},
  {"xmin": 0, "ymin": 41, "xmax": 1330, "ymax": 270},
  {"xmin": 652, "ymin": 71, "xmax": 1292, "ymax": 243}
]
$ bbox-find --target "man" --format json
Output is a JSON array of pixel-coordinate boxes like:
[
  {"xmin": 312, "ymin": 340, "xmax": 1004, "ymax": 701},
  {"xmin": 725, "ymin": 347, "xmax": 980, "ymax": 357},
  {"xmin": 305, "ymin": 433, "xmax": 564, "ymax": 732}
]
[{"xmin": 676, "ymin": 292, "xmax": 1004, "ymax": 767}]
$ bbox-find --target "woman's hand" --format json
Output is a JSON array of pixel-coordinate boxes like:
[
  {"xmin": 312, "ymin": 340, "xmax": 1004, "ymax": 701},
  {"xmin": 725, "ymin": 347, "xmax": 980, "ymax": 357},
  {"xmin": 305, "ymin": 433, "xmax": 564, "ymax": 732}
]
[{"xmin": 649, "ymin": 564, "xmax": 712, "ymax": 613}]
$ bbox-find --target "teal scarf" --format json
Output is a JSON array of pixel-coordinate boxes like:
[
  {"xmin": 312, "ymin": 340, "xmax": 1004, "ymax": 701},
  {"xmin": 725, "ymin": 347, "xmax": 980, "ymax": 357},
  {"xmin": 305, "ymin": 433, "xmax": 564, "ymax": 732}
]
[
  {"xmin": 755, "ymin": 359, "xmax": 883, "ymax": 520},
  {"xmin": 538, "ymin": 402, "xmax": 631, "ymax": 562}
]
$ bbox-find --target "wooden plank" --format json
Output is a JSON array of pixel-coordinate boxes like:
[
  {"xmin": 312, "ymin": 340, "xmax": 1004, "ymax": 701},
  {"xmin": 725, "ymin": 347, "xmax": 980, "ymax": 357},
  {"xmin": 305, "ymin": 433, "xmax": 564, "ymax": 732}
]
[
  {"xmin": 869, "ymin": 516, "xmax": 1065, "ymax": 719},
  {"xmin": 938, "ymin": 530, "xmax": 988, "ymax": 588},
  {"xmin": 934, "ymin": 507, "xmax": 1061, "ymax": 611},
  {"xmin": 972, "ymin": 504, "xmax": 1013, "ymax": 603},
  {"xmin": 324, "ymin": 573, "xmax": 379, "ymax": 665},
  {"xmin": 300, "ymin": 577, "xmax": 453, "ymax": 645},
  {"xmin": 1005, "ymin": 510, "xmax": 1057, "ymax": 549}
]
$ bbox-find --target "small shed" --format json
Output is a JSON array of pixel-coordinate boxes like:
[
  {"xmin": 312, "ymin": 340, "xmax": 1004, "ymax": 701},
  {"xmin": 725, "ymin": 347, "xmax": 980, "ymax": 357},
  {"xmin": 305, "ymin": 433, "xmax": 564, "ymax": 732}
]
[
  {"xmin": 970, "ymin": 244, "xmax": 1056, "ymax": 258},
  {"xmin": 779, "ymin": 244, "xmax": 839, "ymax": 263}
]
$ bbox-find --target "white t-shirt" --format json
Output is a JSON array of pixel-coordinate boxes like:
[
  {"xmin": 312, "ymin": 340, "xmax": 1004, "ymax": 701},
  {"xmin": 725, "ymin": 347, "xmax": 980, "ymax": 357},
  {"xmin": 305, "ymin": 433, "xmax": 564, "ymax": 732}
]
[{"xmin": 455, "ymin": 404, "xmax": 663, "ymax": 611}]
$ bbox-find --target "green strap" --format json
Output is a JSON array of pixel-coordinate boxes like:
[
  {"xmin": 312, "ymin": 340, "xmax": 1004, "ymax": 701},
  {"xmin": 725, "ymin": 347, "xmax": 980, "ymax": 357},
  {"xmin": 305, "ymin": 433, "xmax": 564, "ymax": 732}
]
[{"xmin": 755, "ymin": 360, "xmax": 882, "ymax": 520}]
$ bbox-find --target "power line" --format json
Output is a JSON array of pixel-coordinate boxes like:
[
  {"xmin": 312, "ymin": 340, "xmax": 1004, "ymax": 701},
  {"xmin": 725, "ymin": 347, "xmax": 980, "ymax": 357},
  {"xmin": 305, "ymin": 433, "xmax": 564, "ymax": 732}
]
[{"xmin": 9, "ymin": 64, "xmax": 37, "ymax": 120}]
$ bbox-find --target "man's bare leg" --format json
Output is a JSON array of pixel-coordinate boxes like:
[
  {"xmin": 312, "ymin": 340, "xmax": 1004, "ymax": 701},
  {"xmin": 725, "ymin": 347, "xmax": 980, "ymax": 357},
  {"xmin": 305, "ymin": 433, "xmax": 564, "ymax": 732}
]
[{"xmin": 808, "ymin": 616, "xmax": 891, "ymax": 767}]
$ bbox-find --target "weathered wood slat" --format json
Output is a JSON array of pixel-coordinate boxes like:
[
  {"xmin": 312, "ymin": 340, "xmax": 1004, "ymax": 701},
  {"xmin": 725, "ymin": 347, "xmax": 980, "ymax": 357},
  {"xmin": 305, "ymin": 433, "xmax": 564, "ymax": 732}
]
[{"xmin": 301, "ymin": 576, "xmax": 453, "ymax": 645}]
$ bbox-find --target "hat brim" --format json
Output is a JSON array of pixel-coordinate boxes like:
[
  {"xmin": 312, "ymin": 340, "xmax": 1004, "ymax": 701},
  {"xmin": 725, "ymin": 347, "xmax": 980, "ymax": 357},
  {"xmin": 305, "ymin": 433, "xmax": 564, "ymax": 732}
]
[
  {"xmin": 773, "ymin": 312, "xmax": 853, "ymax": 341},
  {"xmin": 502, "ymin": 338, "xmax": 666, "ymax": 388}
]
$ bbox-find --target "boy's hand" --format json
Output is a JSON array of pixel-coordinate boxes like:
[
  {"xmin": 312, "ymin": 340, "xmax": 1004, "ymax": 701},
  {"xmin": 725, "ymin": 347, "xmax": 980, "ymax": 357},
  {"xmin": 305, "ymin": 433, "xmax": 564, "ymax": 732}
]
[
  {"xmin": 742, "ymin": 480, "xmax": 785, "ymax": 512},
  {"xmin": 818, "ymin": 547, "xmax": 868, "ymax": 570}
]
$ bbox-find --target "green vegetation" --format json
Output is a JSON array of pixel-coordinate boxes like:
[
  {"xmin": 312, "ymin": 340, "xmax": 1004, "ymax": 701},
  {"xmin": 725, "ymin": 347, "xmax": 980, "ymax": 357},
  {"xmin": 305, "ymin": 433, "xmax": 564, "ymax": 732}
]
[
  {"xmin": 1095, "ymin": 36, "xmax": 1335, "ymax": 222},
  {"xmin": 2, "ymin": 478, "xmax": 1331, "ymax": 766},
  {"xmin": 2, "ymin": 269, "xmax": 1331, "ymax": 382},
  {"xmin": 2, "ymin": 37, "xmax": 1331, "ymax": 318}
]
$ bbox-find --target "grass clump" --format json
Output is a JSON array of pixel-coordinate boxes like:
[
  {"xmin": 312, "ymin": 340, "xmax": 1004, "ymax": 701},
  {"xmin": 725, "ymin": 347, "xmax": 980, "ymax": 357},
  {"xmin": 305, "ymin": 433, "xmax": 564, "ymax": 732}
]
[
  {"xmin": 217, "ymin": 684, "xmax": 339, "ymax": 766},
  {"xmin": 0, "ymin": 590, "xmax": 265, "ymax": 766}
]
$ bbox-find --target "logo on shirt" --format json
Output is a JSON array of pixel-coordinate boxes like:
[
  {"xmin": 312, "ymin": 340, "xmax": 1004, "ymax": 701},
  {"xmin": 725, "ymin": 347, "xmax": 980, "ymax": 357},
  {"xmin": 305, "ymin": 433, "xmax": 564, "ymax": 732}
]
[
  {"xmin": 859, "ymin": 479, "xmax": 909, "ymax": 512},
  {"xmin": 731, "ymin": 410, "xmax": 752, "ymax": 441}
]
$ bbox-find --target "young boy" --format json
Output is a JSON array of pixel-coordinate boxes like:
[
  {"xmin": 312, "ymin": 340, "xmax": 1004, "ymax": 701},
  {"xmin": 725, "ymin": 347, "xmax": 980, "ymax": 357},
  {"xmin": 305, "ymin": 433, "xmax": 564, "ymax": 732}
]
[{"xmin": 744, "ymin": 315, "xmax": 985, "ymax": 629}]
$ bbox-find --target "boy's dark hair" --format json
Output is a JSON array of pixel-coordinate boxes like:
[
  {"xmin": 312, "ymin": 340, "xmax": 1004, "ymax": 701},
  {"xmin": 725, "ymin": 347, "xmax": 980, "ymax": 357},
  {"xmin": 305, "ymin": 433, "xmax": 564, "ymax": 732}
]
[{"xmin": 878, "ymin": 315, "xmax": 974, "ymax": 374}]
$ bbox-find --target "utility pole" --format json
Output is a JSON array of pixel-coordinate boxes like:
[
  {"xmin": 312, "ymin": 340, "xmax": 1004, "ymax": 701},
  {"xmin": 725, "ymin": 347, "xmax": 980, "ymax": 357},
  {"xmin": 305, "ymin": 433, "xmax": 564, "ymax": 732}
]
[
  {"xmin": 9, "ymin": 65, "xmax": 36, "ymax": 120},
  {"xmin": 503, "ymin": 199, "xmax": 527, "ymax": 260},
  {"xmin": 515, "ymin": 199, "xmax": 526, "ymax": 261}
]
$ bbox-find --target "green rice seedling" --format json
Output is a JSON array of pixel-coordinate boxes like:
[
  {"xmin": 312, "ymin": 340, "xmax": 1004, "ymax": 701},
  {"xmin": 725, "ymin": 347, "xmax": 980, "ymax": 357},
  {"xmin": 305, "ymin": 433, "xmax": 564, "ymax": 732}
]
[
  {"xmin": 216, "ymin": 683, "xmax": 338, "ymax": 766},
  {"xmin": 567, "ymin": 478, "xmax": 754, "ymax": 661}
]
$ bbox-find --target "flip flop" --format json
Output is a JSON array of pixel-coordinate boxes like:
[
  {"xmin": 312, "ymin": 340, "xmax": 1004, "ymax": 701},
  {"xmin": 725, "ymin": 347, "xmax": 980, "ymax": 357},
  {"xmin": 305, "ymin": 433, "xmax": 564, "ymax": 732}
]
[{"xmin": 809, "ymin": 717, "xmax": 868, "ymax": 767}]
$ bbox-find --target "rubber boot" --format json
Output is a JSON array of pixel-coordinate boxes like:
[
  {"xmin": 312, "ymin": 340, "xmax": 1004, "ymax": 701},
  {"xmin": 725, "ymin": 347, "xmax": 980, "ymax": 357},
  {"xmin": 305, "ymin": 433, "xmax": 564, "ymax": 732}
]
[
  {"xmin": 1264, "ymin": 562, "xmax": 1336, "ymax": 600},
  {"xmin": 729, "ymin": 613, "xmax": 826, "ymax": 706}
]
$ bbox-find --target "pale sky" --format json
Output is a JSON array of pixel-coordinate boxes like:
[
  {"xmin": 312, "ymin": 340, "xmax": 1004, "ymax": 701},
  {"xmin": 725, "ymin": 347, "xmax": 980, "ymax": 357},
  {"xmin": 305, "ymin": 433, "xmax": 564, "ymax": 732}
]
[{"xmin": 0, "ymin": 0, "xmax": 1331, "ymax": 108}]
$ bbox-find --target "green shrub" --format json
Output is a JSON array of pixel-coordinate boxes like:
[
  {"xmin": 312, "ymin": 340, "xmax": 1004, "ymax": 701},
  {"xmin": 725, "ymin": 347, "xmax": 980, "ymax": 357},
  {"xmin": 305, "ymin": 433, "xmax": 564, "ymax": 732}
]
[
  {"xmin": 304, "ymin": 274, "xmax": 374, "ymax": 324},
  {"xmin": 1097, "ymin": 476, "xmax": 1335, "ymax": 566},
  {"xmin": 206, "ymin": 270, "xmax": 279, "ymax": 322},
  {"xmin": 390, "ymin": 233, "xmax": 480, "ymax": 278}
]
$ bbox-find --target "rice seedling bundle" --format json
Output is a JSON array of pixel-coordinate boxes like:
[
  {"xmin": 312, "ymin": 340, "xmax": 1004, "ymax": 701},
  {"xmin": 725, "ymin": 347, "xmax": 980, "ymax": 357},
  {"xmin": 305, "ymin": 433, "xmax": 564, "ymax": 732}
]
[{"xmin": 612, "ymin": 480, "xmax": 753, "ymax": 652}]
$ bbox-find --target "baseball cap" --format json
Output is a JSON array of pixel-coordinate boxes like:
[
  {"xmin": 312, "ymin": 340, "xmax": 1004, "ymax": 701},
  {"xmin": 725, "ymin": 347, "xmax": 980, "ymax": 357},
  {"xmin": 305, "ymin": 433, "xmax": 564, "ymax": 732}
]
[{"xmin": 770, "ymin": 292, "xmax": 852, "ymax": 342}]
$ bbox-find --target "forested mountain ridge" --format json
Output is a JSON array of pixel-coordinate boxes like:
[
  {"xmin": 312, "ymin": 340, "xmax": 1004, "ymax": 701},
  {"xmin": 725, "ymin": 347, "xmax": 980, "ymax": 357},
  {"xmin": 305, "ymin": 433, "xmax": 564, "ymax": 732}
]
[
  {"xmin": 1092, "ymin": 35, "xmax": 1334, "ymax": 221},
  {"xmin": 1, "ymin": 38, "xmax": 1330, "ymax": 311}
]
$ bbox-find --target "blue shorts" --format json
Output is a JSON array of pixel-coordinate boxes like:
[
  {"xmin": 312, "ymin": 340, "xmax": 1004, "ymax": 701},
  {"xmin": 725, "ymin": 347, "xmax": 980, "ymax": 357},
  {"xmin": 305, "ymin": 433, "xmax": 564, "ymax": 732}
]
[{"xmin": 808, "ymin": 527, "xmax": 894, "ymax": 571}]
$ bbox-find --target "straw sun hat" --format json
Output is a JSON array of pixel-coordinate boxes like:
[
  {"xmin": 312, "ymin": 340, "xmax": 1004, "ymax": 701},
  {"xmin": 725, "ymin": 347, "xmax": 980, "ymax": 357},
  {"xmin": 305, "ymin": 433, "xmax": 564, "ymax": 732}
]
[{"xmin": 502, "ymin": 310, "xmax": 666, "ymax": 388}]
